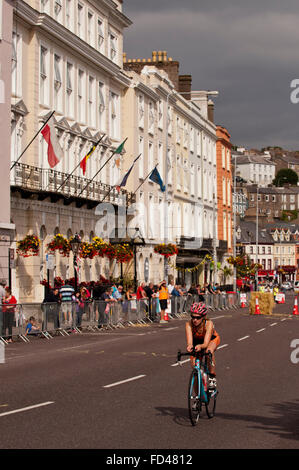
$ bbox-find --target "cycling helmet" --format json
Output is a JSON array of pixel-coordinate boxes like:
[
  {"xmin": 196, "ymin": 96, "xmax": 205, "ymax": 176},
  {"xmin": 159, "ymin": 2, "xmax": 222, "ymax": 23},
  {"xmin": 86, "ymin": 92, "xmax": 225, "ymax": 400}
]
[{"xmin": 190, "ymin": 302, "xmax": 207, "ymax": 318}]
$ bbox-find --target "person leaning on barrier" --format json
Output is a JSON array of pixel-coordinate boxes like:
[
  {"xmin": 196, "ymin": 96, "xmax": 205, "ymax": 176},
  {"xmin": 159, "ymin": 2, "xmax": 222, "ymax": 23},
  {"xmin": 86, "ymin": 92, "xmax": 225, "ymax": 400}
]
[
  {"xmin": 25, "ymin": 316, "xmax": 41, "ymax": 336},
  {"xmin": 43, "ymin": 287, "xmax": 60, "ymax": 330},
  {"xmin": 0, "ymin": 279, "xmax": 6, "ymax": 339},
  {"xmin": 144, "ymin": 283, "xmax": 154, "ymax": 320}
]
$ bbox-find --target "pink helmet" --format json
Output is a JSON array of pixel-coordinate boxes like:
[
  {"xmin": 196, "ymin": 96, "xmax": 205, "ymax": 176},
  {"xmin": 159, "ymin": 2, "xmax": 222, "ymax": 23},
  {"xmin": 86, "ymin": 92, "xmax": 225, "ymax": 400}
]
[{"xmin": 190, "ymin": 302, "xmax": 207, "ymax": 318}]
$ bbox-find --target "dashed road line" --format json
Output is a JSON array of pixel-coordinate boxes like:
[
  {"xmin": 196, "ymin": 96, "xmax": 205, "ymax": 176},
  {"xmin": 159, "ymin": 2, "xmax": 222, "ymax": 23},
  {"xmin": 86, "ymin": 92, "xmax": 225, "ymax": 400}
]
[
  {"xmin": 0, "ymin": 402, "xmax": 54, "ymax": 418},
  {"xmin": 237, "ymin": 335, "xmax": 250, "ymax": 342},
  {"xmin": 103, "ymin": 375, "xmax": 146, "ymax": 388},
  {"xmin": 218, "ymin": 344, "xmax": 228, "ymax": 349},
  {"xmin": 270, "ymin": 322, "xmax": 277, "ymax": 327},
  {"xmin": 256, "ymin": 328, "xmax": 266, "ymax": 333}
]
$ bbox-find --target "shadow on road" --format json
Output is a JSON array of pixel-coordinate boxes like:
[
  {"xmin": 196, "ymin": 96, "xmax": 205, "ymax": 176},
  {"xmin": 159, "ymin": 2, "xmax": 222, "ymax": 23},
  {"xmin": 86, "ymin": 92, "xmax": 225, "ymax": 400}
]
[
  {"xmin": 155, "ymin": 406, "xmax": 212, "ymax": 427},
  {"xmin": 216, "ymin": 399, "xmax": 299, "ymax": 442}
]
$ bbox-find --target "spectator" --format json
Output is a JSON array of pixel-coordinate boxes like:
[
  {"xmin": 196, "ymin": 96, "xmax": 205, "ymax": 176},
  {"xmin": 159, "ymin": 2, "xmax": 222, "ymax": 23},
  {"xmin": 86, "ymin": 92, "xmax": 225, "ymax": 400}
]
[
  {"xmin": 113, "ymin": 285, "xmax": 124, "ymax": 301},
  {"xmin": 136, "ymin": 282, "xmax": 148, "ymax": 316},
  {"xmin": 25, "ymin": 316, "xmax": 41, "ymax": 336},
  {"xmin": 0, "ymin": 279, "xmax": 6, "ymax": 340},
  {"xmin": 72, "ymin": 291, "xmax": 84, "ymax": 329},
  {"xmin": 158, "ymin": 280, "xmax": 169, "ymax": 323},
  {"xmin": 168, "ymin": 279, "xmax": 175, "ymax": 296},
  {"xmin": 144, "ymin": 282, "xmax": 154, "ymax": 320},
  {"xmin": 43, "ymin": 287, "xmax": 60, "ymax": 330},
  {"xmin": 59, "ymin": 283, "xmax": 75, "ymax": 326},
  {"xmin": 98, "ymin": 287, "xmax": 117, "ymax": 327},
  {"xmin": 2, "ymin": 287, "xmax": 17, "ymax": 343}
]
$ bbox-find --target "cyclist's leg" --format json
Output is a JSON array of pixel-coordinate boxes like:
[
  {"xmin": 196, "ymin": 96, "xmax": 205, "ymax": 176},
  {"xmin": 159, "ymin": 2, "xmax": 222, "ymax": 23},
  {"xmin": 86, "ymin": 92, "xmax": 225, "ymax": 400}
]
[{"xmin": 206, "ymin": 336, "xmax": 220, "ymax": 376}]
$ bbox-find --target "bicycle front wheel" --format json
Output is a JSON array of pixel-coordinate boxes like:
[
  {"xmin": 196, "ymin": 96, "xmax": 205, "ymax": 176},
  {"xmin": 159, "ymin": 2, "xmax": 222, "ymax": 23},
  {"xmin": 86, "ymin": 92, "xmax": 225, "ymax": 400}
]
[{"xmin": 188, "ymin": 370, "xmax": 202, "ymax": 426}]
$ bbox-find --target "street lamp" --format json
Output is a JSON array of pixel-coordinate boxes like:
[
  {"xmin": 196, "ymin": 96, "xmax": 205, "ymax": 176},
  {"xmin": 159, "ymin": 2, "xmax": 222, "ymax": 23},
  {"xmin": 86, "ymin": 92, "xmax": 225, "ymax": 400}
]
[
  {"xmin": 255, "ymin": 186, "xmax": 259, "ymax": 291},
  {"xmin": 70, "ymin": 233, "xmax": 81, "ymax": 291}
]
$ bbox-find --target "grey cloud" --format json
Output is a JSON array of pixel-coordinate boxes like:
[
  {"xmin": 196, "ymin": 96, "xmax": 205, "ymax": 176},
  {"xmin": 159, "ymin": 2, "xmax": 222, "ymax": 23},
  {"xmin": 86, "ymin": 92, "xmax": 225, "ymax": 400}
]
[{"xmin": 123, "ymin": 3, "xmax": 299, "ymax": 149}]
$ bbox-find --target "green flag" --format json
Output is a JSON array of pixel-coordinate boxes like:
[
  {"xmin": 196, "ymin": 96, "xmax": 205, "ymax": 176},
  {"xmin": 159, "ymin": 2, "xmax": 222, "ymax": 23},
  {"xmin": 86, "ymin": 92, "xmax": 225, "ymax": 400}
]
[{"xmin": 114, "ymin": 138, "xmax": 126, "ymax": 154}]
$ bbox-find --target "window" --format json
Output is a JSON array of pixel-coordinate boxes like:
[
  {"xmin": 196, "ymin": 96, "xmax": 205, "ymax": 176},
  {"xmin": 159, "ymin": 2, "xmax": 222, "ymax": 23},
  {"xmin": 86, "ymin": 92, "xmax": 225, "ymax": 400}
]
[
  {"xmin": 54, "ymin": 54, "xmax": 62, "ymax": 111},
  {"xmin": 78, "ymin": 69, "xmax": 85, "ymax": 122},
  {"xmin": 110, "ymin": 33, "xmax": 117, "ymax": 62},
  {"xmin": 65, "ymin": 62, "xmax": 74, "ymax": 117},
  {"xmin": 88, "ymin": 76, "xmax": 95, "ymax": 127},
  {"xmin": 110, "ymin": 92, "xmax": 119, "ymax": 138},
  {"xmin": 138, "ymin": 94, "xmax": 144, "ymax": 129},
  {"xmin": 66, "ymin": 0, "xmax": 72, "ymax": 30},
  {"xmin": 272, "ymin": 195, "xmax": 276, "ymax": 202},
  {"xmin": 54, "ymin": 0, "xmax": 62, "ymax": 22},
  {"xmin": 158, "ymin": 142, "xmax": 163, "ymax": 178},
  {"xmin": 190, "ymin": 163, "xmax": 195, "ymax": 196},
  {"xmin": 167, "ymin": 106, "xmax": 172, "ymax": 135},
  {"xmin": 40, "ymin": 45, "xmax": 49, "ymax": 105},
  {"xmin": 12, "ymin": 31, "xmax": 22, "ymax": 97},
  {"xmin": 190, "ymin": 126, "xmax": 195, "ymax": 153},
  {"xmin": 158, "ymin": 100, "xmax": 163, "ymax": 129},
  {"xmin": 98, "ymin": 81, "xmax": 105, "ymax": 130},
  {"xmin": 138, "ymin": 136, "xmax": 144, "ymax": 178},
  {"xmin": 40, "ymin": 0, "xmax": 50, "ymax": 14},
  {"xmin": 77, "ymin": 3, "xmax": 84, "ymax": 39},
  {"xmin": 148, "ymin": 141, "xmax": 154, "ymax": 172},
  {"xmin": 97, "ymin": 18, "xmax": 104, "ymax": 52},
  {"xmin": 183, "ymin": 122, "xmax": 188, "ymax": 148},
  {"xmin": 148, "ymin": 101, "xmax": 155, "ymax": 134},
  {"xmin": 176, "ymin": 117, "xmax": 181, "ymax": 144},
  {"xmin": 265, "ymin": 195, "xmax": 269, "ymax": 202},
  {"xmin": 87, "ymin": 11, "xmax": 95, "ymax": 47}
]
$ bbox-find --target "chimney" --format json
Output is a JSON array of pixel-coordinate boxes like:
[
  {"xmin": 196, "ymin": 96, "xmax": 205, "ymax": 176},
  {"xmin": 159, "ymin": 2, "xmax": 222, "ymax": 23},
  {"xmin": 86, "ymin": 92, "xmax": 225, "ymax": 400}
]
[
  {"xmin": 163, "ymin": 51, "xmax": 167, "ymax": 61},
  {"xmin": 152, "ymin": 51, "xmax": 157, "ymax": 62},
  {"xmin": 158, "ymin": 50, "xmax": 163, "ymax": 62},
  {"xmin": 123, "ymin": 52, "xmax": 127, "ymax": 64},
  {"xmin": 208, "ymin": 99, "xmax": 214, "ymax": 123},
  {"xmin": 178, "ymin": 75, "xmax": 192, "ymax": 100}
]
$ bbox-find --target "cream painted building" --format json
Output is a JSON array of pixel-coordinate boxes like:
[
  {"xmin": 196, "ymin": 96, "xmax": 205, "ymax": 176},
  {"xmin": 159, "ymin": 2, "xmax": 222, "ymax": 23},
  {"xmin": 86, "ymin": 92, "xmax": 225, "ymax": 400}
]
[
  {"xmin": 10, "ymin": 0, "xmax": 133, "ymax": 301},
  {"xmin": 123, "ymin": 52, "xmax": 219, "ymax": 287}
]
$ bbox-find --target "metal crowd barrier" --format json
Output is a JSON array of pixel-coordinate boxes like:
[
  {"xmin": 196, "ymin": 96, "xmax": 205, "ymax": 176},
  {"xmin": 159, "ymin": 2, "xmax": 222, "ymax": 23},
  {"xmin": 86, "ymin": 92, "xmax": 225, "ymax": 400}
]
[{"xmin": 0, "ymin": 292, "xmax": 243, "ymax": 343}]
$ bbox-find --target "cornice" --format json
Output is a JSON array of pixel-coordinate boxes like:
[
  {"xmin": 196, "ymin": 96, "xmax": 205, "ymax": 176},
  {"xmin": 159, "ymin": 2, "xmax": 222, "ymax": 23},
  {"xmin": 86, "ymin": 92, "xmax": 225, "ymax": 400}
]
[
  {"xmin": 134, "ymin": 82, "xmax": 160, "ymax": 102},
  {"xmin": 14, "ymin": 1, "xmax": 129, "ymax": 86}
]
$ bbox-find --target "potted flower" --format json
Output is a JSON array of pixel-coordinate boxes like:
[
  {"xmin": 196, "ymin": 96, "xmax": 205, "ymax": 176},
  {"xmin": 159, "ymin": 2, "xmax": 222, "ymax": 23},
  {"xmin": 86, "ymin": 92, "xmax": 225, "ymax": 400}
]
[
  {"xmin": 17, "ymin": 234, "xmax": 40, "ymax": 257},
  {"xmin": 79, "ymin": 242, "xmax": 97, "ymax": 259},
  {"xmin": 114, "ymin": 244, "xmax": 134, "ymax": 263},
  {"xmin": 92, "ymin": 237, "xmax": 108, "ymax": 257}
]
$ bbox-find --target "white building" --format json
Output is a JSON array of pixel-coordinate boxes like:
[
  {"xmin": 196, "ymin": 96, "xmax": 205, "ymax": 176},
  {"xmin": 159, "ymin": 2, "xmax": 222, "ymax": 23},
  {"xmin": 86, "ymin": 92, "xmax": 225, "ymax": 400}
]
[{"xmin": 234, "ymin": 153, "xmax": 276, "ymax": 187}]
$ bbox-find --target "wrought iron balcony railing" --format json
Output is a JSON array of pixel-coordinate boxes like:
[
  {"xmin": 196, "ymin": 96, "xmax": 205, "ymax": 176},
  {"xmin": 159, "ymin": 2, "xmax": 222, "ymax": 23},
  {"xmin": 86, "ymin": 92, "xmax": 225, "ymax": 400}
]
[{"xmin": 10, "ymin": 162, "xmax": 136, "ymax": 206}]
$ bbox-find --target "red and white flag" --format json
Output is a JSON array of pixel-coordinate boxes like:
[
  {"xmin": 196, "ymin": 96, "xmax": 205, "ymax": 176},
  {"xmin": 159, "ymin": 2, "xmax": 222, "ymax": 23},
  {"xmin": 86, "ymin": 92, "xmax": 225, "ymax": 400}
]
[{"xmin": 41, "ymin": 116, "xmax": 63, "ymax": 168}]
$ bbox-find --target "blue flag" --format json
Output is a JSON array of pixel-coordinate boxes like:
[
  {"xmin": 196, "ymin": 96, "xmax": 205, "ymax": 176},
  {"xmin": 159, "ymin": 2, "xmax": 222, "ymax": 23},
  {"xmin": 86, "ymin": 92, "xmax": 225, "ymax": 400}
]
[{"xmin": 149, "ymin": 167, "xmax": 165, "ymax": 192}]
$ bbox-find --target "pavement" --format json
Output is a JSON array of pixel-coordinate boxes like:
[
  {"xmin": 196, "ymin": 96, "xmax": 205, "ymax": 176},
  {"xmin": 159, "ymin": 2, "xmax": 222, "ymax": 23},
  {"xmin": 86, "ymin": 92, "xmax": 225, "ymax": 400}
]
[{"xmin": 0, "ymin": 293, "xmax": 299, "ymax": 451}]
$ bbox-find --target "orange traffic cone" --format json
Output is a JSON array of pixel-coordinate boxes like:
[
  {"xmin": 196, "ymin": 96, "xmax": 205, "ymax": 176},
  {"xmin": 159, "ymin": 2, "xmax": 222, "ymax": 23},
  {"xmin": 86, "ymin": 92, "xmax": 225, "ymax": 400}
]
[
  {"xmin": 241, "ymin": 297, "xmax": 246, "ymax": 308},
  {"xmin": 164, "ymin": 309, "xmax": 169, "ymax": 321},
  {"xmin": 293, "ymin": 297, "xmax": 299, "ymax": 315},
  {"xmin": 254, "ymin": 296, "xmax": 261, "ymax": 315}
]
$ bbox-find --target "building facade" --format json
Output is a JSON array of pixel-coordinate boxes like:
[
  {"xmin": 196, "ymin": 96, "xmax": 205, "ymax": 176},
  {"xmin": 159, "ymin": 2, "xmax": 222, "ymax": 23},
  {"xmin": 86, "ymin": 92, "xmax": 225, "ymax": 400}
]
[
  {"xmin": 10, "ymin": 0, "xmax": 133, "ymax": 301},
  {"xmin": 235, "ymin": 154, "xmax": 276, "ymax": 187}
]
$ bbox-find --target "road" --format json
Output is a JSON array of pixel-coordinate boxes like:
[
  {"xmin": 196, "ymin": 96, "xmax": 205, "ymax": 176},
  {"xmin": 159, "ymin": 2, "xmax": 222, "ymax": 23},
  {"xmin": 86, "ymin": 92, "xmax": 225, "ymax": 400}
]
[{"xmin": 0, "ymin": 293, "xmax": 299, "ymax": 451}]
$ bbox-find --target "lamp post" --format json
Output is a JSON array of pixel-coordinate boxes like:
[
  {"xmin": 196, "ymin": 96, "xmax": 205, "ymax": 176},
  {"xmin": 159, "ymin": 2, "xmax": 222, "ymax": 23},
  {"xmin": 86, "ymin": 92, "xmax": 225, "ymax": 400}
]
[
  {"xmin": 255, "ymin": 187, "xmax": 259, "ymax": 291},
  {"xmin": 70, "ymin": 233, "xmax": 81, "ymax": 292}
]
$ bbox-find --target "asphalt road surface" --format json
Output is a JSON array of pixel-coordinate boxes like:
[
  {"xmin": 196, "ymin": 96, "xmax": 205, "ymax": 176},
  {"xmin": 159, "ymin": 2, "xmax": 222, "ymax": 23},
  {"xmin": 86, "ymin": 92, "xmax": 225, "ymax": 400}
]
[{"xmin": 1, "ymin": 293, "xmax": 299, "ymax": 450}]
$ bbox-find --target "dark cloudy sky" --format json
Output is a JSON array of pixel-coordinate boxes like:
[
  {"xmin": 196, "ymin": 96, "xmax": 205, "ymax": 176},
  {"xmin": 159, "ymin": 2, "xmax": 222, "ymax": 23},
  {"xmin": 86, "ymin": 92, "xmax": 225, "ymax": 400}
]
[{"xmin": 123, "ymin": 0, "xmax": 299, "ymax": 150}]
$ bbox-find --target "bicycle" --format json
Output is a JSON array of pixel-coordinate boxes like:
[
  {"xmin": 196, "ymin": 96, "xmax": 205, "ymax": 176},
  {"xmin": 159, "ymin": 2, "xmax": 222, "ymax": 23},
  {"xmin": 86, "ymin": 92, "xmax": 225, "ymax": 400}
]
[{"xmin": 177, "ymin": 349, "xmax": 218, "ymax": 426}]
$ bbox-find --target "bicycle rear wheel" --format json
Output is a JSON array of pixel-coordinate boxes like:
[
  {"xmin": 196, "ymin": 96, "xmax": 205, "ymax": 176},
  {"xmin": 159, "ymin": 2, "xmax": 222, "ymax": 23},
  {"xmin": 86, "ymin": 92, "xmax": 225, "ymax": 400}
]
[
  {"xmin": 188, "ymin": 370, "xmax": 202, "ymax": 426},
  {"xmin": 205, "ymin": 388, "xmax": 217, "ymax": 418}
]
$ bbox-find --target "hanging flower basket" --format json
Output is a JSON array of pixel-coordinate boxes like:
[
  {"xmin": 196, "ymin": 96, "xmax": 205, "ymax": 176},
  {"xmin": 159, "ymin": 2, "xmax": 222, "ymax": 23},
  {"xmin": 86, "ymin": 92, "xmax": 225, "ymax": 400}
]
[
  {"xmin": 154, "ymin": 243, "xmax": 179, "ymax": 258},
  {"xmin": 47, "ymin": 234, "xmax": 71, "ymax": 257},
  {"xmin": 79, "ymin": 242, "xmax": 97, "ymax": 259},
  {"xmin": 103, "ymin": 244, "xmax": 117, "ymax": 260},
  {"xmin": 53, "ymin": 276, "xmax": 64, "ymax": 289},
  {"xmin": 114, "ymin": 244, "xmax": 134, "ymax": 263},
  {"xmin": 92, "ymin": 237, "xmax": 108, "ymax": 257},
  {"xmin": 17, "ymin": 234, "xmax": 40, "ymax": 257}
]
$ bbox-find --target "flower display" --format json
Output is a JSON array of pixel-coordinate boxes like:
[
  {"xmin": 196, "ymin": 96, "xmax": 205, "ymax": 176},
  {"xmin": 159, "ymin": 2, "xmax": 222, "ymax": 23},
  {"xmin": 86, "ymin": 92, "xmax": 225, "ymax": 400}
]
[
  {"xmin": 154, "ymin": 243, "xmax": 179, "ymax": 258},
  {"xmin": 227, "ymin": 255, "xmax": 262, "ymax": 278},
  {"xmin": 79, "ymin": 242, "xmax": 97, "ymax": 259},
  {"xmin": 53, "ymin": 276, "xmax": 64, "ymax": 288},
  {"xmin": 92, "ymin": 237, "xmax": 108, "ymax": 257},
  {"xmin": 114, "ymin": 244, "xmax": 134, "ymax": 263},
  {"xmin": 47, "ymin": 234, "xmax": 71, "ymax": 257},
  {"xmin": 17, "ymin": 234, "xmax": 40, "ymax": 257}
]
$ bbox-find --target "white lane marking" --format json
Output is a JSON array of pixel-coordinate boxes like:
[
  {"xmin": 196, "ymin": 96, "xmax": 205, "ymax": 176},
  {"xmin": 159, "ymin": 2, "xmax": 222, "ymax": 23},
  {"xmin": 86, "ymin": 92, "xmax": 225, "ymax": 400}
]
[
  {"xmin": 165, "ymin": 327, "xmax": 179, "ymax": 331},
  {"xmin": 171, "ymin": 359, "xmax": 189, "ymax": 367},
  {"xmin": 218, "ymin": 344, "xmax": 228, "ymax": 349},
  {"xmin": 270, "ymin": 322, "xmax": 277, "ymax": 327},
  {"xmin": 103, "ymin": 375, "xmax": 146, "ymax": 388},
  {"xmin": 237, "ymin": 335, "xmax": 250, "ymax": 341},
  {"xmin": 281, "ymin": 318, "xmax": 287, "ymax": 322},
  {"xmin": 210, "ymin": 316, "xmax": 225, "ymax": 320},
  {"xmin": 0, "ymin": 402, "xmax": 54, "ymax": 418},
  {"xmin": 256, "ymin": 328, "xmax": 266, "ymax": 333}
]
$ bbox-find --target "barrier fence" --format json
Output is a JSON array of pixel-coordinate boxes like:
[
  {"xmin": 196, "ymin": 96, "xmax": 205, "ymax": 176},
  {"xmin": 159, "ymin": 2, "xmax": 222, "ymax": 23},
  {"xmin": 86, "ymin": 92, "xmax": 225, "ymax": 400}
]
[{"xmin": 0, "ymin": 292, "xmax": 245, "ymax": 344}]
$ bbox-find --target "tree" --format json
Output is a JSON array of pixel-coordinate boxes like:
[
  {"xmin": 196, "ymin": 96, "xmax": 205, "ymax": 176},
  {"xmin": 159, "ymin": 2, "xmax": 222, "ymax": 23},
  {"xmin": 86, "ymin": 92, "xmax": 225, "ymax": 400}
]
[{"xmin": 273, "ymin": 168, "xmax": 298, "ymax": 186}]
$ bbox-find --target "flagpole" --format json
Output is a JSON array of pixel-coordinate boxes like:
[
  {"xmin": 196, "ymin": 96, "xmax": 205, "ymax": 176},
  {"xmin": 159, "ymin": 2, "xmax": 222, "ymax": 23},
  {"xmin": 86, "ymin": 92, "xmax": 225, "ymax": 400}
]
[
  {"xmin": 76, "ymin": 137, "xmax": 128, "ymax": 199},
  {"xmin": 10, "ymin": 110, "xmax": 56, "ymax": 171},
  {"xmin": 100, "ymin": 154, "xmax": 141, "ymax": 204},
  {"xmin": 132, "ymin": 164, "xmax": 159, "ymax": 197},
  {"xmin": 53, "ymin": 134, "xmax": 105, "ymax": 193}
]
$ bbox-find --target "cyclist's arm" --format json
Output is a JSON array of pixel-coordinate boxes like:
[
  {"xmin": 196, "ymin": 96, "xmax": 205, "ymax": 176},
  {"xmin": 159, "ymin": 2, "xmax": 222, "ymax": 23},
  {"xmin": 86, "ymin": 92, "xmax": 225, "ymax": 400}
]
[
  {"xmin": 200, "ymin": 320, "xmax": 213, "ymax": 349},
  {"xmin": 185, "ymin": 322, "xmax": 193, "ymax": 352}
]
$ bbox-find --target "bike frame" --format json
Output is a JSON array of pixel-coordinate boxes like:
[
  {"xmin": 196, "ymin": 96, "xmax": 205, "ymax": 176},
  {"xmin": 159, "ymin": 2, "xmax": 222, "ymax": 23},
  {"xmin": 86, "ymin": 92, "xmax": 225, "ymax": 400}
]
[{"xmin": 190, "ymin": 356, "xmax": 210, "ymax": 404}]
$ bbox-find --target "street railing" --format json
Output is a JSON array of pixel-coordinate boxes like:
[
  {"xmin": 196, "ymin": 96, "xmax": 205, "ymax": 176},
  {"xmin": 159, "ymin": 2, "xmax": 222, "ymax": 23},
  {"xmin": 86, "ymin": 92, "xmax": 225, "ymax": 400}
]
[{"xmin": 0, "ymin": 292, "xmax": 243, "ymax": 343}]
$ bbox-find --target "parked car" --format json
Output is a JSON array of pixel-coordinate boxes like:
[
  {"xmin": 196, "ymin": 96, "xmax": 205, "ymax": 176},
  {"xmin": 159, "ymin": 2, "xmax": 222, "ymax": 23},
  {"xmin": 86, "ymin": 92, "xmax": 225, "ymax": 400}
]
[{"xmin": 281, "ymin": 281, "xmax": 293, "ymax": 291}]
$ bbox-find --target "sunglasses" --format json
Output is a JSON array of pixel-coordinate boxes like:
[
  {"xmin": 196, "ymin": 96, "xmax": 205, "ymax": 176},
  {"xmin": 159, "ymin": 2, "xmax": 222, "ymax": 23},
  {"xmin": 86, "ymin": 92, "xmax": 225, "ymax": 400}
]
[{"xmin": 191, "ymin": 315, "xmax": 202, "ymax": 320}]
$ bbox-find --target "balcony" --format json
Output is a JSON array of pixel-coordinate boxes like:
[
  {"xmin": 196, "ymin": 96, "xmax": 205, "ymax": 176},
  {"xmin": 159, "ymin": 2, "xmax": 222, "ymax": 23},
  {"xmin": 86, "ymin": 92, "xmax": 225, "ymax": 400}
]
[{"xmin": 10, "ymin": 162, "xmax": 135, "ymax": 208}]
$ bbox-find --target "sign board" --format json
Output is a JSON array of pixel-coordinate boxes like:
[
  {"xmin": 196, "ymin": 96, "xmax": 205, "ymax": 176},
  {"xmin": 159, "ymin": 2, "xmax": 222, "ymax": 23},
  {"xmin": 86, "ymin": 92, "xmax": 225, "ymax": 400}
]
[
  {"xmin": 240, "ymin": 293, "xmax": 247, "ymax": 302},
  {"xmin": 144, "ymin": 258, "xmax": 149, "ymax": 283},
  {"xmin": 275, "ymin": 293, "xmax": 285, "ymax": 304},
  {"xmin": 46, "ymin": 253, "xmax": 55, "ymax": 270}
]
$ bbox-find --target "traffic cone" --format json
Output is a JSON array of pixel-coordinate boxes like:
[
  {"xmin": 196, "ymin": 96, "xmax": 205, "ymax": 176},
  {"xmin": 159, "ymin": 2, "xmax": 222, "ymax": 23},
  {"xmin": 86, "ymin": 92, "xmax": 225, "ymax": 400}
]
[
  {"xmin": 254, "ymin": 296, "xmax": 261, "ymax": 315},
  {"xmin": 164, "ymin": 309, "xmax": 169, "ymax": 321},
  {"xmin": 293, "ymin": 297, "xmax": 299, "ymax": 315},
  {"xmin": 241, "ymin": 298, "xmax": 246, "ymax": 308}
]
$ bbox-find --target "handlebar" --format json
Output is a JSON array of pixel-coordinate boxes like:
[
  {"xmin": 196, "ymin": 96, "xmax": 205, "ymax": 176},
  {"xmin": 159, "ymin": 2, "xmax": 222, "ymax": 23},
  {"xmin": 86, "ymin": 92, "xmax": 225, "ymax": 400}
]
[{"xmin": 177, "ymin": 348, "xmax": 212, "ymax": 363}]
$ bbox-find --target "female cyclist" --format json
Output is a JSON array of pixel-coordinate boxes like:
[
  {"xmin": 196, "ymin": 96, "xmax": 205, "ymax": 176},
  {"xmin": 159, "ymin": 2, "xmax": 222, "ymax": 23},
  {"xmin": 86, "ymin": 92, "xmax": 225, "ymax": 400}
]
[{"xmin": 185, "ymin": 302, "xmax": 220, "ymax": 388}]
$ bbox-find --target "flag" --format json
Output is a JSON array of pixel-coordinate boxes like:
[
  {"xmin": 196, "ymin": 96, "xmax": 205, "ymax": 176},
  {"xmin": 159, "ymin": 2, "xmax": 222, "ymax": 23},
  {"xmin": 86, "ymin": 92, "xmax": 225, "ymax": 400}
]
[
  {"xmin": 114, "ymin": 139, "xmax": 126, "ymax": 155},
  {"xmin": 41, "ymin": 116, "xmax": 63, "ymax": 168},
  {"xmin": 149, "ymin": 167, "xmax": 165, "ymax": 192},
  {"xmin": 116, "ymin": 155, "xmax": 141, "ymax": 193},
  {"xmin": 80, "ymin": 138, "xmax": 102, "ymax": 175}
]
